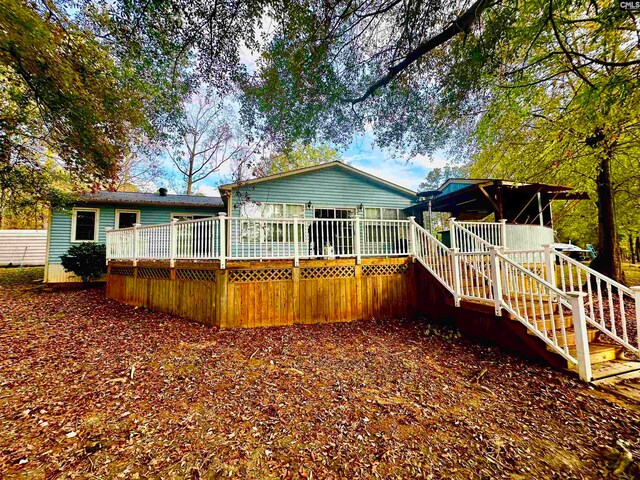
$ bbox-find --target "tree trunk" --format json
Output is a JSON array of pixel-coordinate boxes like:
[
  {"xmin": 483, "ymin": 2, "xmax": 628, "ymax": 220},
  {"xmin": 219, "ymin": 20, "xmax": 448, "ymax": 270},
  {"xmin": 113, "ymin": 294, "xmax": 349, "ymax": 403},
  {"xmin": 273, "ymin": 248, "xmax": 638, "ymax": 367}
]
[
  {"xmin": 589, "ymin": 155, "xmax": 626, "ymax": 283},
  {"xmin": 636, "ymin": 236, "xmax": 640, "ymax": 263},
  {"xmin": 186, "ymin": 152, "xmax": 194, "ymax": 195},
  {"xmin": 630, "ymin": 235, "xmax": 636, "ymax": 264}
]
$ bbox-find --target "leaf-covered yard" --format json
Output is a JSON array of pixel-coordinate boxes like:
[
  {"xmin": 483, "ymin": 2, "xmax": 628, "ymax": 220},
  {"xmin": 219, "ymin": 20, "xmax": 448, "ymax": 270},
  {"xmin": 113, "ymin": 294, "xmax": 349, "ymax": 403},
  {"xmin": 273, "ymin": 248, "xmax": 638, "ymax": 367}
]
[{"xmin": 1, "ymin": 269, "xmax": 639, "ymax": 479}]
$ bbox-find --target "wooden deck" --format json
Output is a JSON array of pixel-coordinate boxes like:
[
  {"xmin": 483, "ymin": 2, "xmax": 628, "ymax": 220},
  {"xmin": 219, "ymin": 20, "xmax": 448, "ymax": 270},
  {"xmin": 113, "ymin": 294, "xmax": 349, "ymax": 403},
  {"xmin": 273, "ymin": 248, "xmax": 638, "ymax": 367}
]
[{"xmin": 106, "ymin": 257, "xmax": 416, "ymax": 328}]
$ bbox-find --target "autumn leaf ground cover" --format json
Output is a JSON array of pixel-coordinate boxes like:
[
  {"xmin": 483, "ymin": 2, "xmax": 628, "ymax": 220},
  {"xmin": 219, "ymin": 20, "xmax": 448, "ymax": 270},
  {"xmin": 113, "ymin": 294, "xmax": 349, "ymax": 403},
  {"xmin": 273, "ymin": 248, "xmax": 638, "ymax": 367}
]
[{"xmin": 1, "ymin": 268, "xmax": 640, "ymax": 479}]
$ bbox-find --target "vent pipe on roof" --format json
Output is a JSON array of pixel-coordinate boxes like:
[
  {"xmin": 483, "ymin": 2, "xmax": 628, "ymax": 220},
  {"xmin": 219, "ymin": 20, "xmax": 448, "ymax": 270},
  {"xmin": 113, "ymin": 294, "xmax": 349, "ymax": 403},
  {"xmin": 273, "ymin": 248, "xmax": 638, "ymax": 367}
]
[{"xmin": 158, "ymin": 187, "xmax": 168, "ymax": 196}]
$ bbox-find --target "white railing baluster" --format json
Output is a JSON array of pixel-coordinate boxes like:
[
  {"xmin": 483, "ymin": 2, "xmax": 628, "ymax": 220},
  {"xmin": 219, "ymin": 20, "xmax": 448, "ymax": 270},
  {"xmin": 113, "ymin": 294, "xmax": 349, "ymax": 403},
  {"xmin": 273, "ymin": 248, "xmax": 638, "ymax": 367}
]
[{"xmin": 569, "ymin": 292, "xmax": 592, "ymax": 382}]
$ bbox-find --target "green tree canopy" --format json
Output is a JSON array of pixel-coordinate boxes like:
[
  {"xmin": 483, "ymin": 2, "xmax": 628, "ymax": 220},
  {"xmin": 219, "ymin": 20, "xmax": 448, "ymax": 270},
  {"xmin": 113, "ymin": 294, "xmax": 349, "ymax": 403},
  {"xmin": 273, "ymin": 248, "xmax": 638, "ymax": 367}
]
[{"xmin": 259, "ymin": 143, "xmax": 340, "ymax": 176}]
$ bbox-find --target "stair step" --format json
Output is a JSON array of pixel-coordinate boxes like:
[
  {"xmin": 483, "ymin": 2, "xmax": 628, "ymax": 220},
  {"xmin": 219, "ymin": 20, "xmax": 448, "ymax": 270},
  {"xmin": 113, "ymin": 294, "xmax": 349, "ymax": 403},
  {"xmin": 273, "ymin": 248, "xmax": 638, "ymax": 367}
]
[
  {"xmin": 590, "ymin": 360, "xmax": 640, "ymax": 382},
  {"xmin": 528, "ymin": 327, "xmax": 598, "ymax": 345},
  {"xmin": 566, "ymin": 343, "xmax": 622, "ymax": 366},
  {"xmin": 507, "ymin": 310, "xmax": 572, "ymax": 329}
]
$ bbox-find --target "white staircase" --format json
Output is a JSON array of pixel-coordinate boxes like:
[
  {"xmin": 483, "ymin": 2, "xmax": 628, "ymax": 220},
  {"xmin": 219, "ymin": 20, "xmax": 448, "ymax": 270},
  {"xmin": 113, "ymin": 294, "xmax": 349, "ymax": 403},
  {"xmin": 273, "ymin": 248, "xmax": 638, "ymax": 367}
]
[{"xmin": 409, "ymin": 218, "xmax": 640, "ymax": 382}]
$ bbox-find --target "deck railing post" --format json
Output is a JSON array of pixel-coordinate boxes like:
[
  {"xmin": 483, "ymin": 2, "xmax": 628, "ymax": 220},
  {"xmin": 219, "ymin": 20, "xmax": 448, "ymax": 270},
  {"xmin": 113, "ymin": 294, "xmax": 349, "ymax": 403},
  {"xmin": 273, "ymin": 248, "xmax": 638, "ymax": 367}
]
[
  {"xmin": 490, "ymin": 246, "xmax": 503, "ymax": 316},
  {"xmin": 354, "ymin": 215, "xmax": 361, "ymax": 264},
  {"xmin": 500, "ymin": 219, "xmax": 508, "ymax": 250},
  {"xmin": 218, "ymin": 213, "xmax": 226, "ymax": 269},
  {"xmin": 632, "ymin": 286, "xmax": 640, "ymax": 351},
  {"xmin": 448, "ymin": 217, "xmax": 457, "ymax": 250},
  {"xmin": 451, "ymin": 247, "xmax": 461, "ymax": 307},
  {"xmin": 543, "ymin": 244, "xmax": 555, "ymax": 288},
  {"xmin": 408, "ymin": 216, "xmax": 417, "ymax": 258},
  {"xmin": 169, "ymin": 218, "xmax": 177, "ymax": 268},
  {"xmin": 293, "ymin": 215, "xmax": 300, "ymax": 267},
  {"xmin": 568, "ymin": 291, "xmax": 592, "ymax": 382},
  {"xmin": 105, "ymin": 228, "xmax": 113, "ymax": 264},
  {"xmin": 132, "ymin": 223, "xmax": 141, "ymax": 266}
]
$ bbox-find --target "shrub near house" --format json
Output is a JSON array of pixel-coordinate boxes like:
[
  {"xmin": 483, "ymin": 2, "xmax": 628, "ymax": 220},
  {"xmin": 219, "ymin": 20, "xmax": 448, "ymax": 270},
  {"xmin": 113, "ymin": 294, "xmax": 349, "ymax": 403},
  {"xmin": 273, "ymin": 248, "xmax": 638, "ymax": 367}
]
[{"xmin": 60, "ymin": 243, "xmax": 107, "ymax": 283}]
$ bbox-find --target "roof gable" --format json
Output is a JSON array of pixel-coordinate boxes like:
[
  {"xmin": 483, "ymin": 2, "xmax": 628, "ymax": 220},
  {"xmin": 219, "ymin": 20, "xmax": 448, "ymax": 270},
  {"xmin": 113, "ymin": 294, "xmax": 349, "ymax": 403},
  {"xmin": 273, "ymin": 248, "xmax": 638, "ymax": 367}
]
[{"xmin": 219, "ymin": 161, "xmax": 416, "ymax": 197}]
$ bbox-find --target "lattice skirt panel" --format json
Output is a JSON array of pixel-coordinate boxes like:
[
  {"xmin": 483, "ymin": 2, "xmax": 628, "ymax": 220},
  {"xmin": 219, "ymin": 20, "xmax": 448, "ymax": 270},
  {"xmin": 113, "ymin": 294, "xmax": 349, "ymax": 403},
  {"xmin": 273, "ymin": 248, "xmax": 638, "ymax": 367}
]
[
  {"xmin": 137, "ymin": 267, "xmax": 171, "ymax": 279},
  {"xmin": 110, "ymin": 266, "xmax": 134, "ymax": 277},
  {"xmin": 362, "ymin": 264, "xmax": 409, "ymax": 276},
  {"xmin": 176, "ymin": 269, "xmax": 217, "ymax": 282},
  {"xmin": 300, "ymin": 266, "xmax": 355, "ymax": 279},
  {"xmin": 229, "ymin": 268, "xmax": 293, "ymax": 283}
]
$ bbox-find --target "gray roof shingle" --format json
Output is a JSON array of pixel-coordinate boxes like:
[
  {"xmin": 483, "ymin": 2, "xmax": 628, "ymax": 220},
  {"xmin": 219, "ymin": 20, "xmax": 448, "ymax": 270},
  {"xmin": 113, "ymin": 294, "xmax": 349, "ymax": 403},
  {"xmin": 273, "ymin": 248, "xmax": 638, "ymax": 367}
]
[{"xmin": 77, "ymin": 191, "xmax": 225, "ymax": 209}]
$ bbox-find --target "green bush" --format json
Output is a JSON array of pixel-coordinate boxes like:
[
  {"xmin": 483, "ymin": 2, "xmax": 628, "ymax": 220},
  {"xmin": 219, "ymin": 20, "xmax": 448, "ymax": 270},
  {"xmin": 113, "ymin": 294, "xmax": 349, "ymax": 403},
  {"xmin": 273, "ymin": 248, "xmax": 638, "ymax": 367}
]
[{"xmin": 60, "ymin": 243, "xmax": 107, "ymax": 283}]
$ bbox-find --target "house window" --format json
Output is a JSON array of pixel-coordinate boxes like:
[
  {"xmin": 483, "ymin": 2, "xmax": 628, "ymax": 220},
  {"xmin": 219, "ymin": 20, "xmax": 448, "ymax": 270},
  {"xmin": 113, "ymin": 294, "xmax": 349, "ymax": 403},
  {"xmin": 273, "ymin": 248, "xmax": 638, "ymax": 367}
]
[
  {"xmin": 364, "ymin": 207, "xmax": 406, "ymax": 220},
  {"xmin": 238, "ymin": 202, "xmax": 305, "ymax": 241},
  {"xmin": 115, "ymin": 209, "xmax": 140, "ymax": 229},
  {"xmin": 171, "ymin": 213, "xmax": 214, "ymax": 222},
  {"xmin": 363, "ymin": 207, "xmax": 407, "ymax": 245},
  {"xmin": 71, "ymin": 208, "xmax": 99, "ymax": 242},
  {"xmin": 239, "ymin": 202, "xmax": 305, "ymax": 219}
]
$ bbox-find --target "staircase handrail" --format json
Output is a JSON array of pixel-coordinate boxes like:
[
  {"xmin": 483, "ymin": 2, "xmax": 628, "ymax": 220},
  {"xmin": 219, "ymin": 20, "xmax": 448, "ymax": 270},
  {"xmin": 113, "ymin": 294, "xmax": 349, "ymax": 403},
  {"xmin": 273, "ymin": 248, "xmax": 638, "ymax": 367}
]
[
  {"xmin": 552, "ymin": 250, "xmax": 639, "ymax": 355},
  {"xmin": 450, "ymin": 220, "xmax": 495, "ymax": 252},
  {"xmin": 495, "ymin": 250, "xmax": 579, "ymax": 366}
]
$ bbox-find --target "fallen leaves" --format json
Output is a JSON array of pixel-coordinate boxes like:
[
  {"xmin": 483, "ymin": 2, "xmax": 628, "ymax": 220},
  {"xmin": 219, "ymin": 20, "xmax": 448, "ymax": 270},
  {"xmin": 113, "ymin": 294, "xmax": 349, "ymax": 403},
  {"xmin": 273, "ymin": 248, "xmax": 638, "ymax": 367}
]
[{"xmin": 0, "ymin": 274, "xmax": 639, "ymax": 478}]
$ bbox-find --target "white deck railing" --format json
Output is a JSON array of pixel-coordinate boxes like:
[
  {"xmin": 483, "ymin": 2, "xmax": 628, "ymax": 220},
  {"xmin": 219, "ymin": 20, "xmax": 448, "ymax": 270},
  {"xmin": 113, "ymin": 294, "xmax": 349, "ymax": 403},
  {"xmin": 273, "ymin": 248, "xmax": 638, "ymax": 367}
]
[
  {"xmin": 106, "ymin": 215, "xmax": 411, "ymax": 268},
  {"xmin": 450, "ymin": 219, "xmax": 640, "ymax": 359},
  {"xmin": 412, "ymin": 222, "xmax": 588, "ymax": 380},
  {"xmin": 449, "ymin": 219, "xmax": 554, "ymax": 252},
  {"xmin": 106, "ymin": 215, "xmax": 640, "ymax": 382},
  {"xmin": 553, "ymin": 250, "xmax": 640, "ymax": 356}
]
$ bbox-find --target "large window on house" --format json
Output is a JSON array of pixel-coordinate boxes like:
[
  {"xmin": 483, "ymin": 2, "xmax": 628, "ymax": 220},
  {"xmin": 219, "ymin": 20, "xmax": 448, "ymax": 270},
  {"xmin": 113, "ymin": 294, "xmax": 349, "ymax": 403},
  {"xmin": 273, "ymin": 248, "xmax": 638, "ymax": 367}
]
[
  {"xmin": 363, "ymin": 207, "xmax": 408, "ymax": 246},
  {"xmin": 71, "ymin": 208, "xmax": 99, "ymax": 242},
  {"xmin": 238, "ymin": 202, "xmax": 305, "ymax": 241},
  {"xmin": 115, "ymin": 209, "xmax": 140, "ymax": 229}
]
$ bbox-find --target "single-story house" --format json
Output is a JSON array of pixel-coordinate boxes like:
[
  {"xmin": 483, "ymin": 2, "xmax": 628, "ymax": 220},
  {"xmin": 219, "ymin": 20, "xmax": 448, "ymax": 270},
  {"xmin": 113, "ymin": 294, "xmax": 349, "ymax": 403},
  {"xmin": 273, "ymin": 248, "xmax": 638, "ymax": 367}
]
[{"xmin": 45, "ymin": 161, "xmax": 417, "ymax": 282}]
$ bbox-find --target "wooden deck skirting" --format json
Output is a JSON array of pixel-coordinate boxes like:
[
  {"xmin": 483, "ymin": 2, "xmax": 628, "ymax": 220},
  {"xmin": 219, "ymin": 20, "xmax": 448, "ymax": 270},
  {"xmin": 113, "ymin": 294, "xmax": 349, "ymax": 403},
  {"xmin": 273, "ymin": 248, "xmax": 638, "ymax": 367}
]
[{"xmin": 106, "ymin": 257, "xmax": 416, "ymax": 328}]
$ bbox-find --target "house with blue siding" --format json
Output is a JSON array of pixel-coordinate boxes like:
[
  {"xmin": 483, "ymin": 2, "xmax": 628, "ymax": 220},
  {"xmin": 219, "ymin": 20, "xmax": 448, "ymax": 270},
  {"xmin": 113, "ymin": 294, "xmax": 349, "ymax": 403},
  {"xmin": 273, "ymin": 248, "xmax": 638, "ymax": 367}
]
[
  {"xmin": 45, "ymin": 190, "xmax": 224, "ymax": 282},
  {"xmin": 45, "ymin": 161, "xmax": 417, "ymax": 282}
]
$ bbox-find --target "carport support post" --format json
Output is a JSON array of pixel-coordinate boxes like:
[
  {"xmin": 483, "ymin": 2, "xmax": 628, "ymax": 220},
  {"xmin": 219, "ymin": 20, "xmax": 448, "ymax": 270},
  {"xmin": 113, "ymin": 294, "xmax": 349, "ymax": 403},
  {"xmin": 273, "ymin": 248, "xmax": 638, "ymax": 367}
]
[
  {"xmin": 568, "ymin": 291, "xmax": 592, "ymax": 382},
  {"xmin": 169, "ymin": 218, "xmax": 177, "ymax": 268},
  {"xmin": 218, "ymin": 213, "xmax": 226, "ymax": 270},
  {"xmin": 132, "ymin": 223, "xmax": 140, "ymax": 267}
]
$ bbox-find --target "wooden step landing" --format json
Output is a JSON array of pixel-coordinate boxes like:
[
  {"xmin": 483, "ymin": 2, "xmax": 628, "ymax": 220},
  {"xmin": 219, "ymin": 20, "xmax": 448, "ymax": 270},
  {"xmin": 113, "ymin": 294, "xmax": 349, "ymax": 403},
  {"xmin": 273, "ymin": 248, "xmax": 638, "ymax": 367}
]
[
  {"xmin": 592, "ymin": 365, "xmax": 640, "ymax": 403},
  {"xmin": 590, "ymin": 360, "xmax": 640, "ymax": 382}
]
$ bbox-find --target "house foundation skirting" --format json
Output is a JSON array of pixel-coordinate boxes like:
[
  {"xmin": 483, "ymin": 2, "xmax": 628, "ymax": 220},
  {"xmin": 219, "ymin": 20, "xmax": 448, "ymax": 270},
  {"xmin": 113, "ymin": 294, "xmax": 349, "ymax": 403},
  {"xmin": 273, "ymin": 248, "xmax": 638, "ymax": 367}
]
[{"xmin": 106, "ymin": 257, "xmax": 416, "ymax": 328}]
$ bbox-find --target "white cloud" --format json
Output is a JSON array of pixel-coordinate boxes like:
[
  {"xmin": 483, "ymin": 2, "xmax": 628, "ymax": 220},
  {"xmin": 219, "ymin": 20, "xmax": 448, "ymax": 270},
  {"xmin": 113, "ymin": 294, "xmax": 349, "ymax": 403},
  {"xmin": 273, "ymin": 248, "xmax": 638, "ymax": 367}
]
[
  {"xmin": 196, "ymin": 185, "xmax": 221, "ymax": 197},
  {"xmin": 356, "ymin": 162, "xmax": 422, "ymax": 191}
]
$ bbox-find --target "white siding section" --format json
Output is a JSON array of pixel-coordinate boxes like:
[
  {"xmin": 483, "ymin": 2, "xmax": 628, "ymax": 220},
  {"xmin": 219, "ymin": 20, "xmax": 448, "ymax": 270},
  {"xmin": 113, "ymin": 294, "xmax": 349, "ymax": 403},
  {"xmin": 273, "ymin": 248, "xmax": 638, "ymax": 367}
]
[
  {"xmin": 0, "ymin": 230, "xmax": 47, "ymax": 266},
  {"xmin": 505, "ymin": 225, "xmax": 555, "ymax": 250}
]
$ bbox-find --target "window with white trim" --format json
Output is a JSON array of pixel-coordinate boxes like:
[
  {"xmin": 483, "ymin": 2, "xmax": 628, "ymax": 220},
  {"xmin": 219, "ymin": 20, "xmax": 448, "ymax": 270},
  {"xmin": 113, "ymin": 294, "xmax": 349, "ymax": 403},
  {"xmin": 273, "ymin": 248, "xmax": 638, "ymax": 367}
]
[
  {"xmin": 115, "ymin": 209, "xmax": 140, "ymax": 229},
  {"xmin": 363, "ymin": 207, "xmax": 408, "ymax": 243},
  {"xmin": 364, "ymin": 207, "xmax": 407, "ymax": 220},
  {"xmin": 71, "ymin": 208, "xmax": 99, "ymax": 242},
  {"xmin": 239, "ymin": 202, "xmax": 305, "ymax": 241}
]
